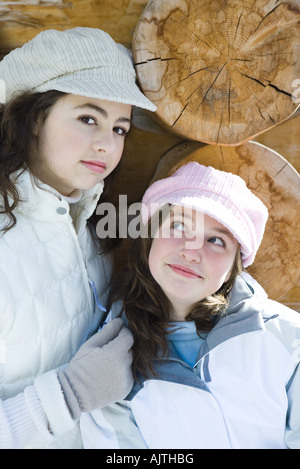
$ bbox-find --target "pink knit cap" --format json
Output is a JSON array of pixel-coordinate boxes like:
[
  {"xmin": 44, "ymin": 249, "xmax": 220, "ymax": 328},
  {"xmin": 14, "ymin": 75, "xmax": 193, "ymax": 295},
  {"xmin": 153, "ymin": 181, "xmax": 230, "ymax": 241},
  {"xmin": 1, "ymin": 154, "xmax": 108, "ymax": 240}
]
[{"xmin": 142, "ymin": 162, "xmax": 268, "ymax": 267}]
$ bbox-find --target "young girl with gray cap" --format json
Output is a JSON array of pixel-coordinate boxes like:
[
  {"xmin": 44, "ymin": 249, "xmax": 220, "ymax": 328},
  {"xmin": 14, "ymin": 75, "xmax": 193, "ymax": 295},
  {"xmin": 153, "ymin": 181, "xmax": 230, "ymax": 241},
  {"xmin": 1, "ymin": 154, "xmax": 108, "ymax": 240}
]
[
  {"xmin": 0, "ymin": 27, "xmax": 156, "ymax": 448},
  {"xmin": 81, "ymin": 162, "xmax": 300, "ymax": 449}
]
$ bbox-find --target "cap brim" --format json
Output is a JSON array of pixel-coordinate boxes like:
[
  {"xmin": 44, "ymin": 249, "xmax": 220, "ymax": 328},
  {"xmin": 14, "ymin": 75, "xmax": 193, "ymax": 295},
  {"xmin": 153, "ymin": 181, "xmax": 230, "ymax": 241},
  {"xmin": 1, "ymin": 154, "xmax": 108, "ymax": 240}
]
[{"xmin": 35, "ymin": 77, "xmax": 157, "ymax": 112}]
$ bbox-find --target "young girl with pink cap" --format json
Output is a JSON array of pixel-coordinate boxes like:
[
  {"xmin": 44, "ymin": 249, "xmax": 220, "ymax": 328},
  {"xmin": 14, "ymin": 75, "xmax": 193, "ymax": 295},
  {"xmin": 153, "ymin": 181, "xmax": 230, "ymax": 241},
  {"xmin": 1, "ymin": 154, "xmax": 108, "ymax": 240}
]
[{"xmin": 81, "ymin": 162, "xmax": 300, "ymax": 449}]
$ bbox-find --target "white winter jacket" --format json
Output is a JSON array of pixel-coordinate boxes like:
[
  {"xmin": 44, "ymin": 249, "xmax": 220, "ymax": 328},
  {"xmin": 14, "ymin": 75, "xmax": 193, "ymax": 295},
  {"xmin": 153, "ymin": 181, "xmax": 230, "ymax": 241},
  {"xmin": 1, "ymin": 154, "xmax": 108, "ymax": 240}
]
[
  {"xmin": 81, "ymin": 276, "xmax": 300, "ymax": 449},
  {"xmin": 0, "ymin": 170, "xmax": 112, "ymax": 448}
]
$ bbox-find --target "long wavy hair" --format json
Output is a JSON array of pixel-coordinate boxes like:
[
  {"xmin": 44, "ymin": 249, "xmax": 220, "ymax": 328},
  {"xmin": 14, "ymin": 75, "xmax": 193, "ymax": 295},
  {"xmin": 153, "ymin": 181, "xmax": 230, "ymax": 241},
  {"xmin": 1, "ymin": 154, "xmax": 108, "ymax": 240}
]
[
  {"xmin": 0, "ymin": 90, "xmax": 65, "ymax": 231},
  {"xmin": 110, "ymin": 205, "xmax": 243, "ymax": 379}
]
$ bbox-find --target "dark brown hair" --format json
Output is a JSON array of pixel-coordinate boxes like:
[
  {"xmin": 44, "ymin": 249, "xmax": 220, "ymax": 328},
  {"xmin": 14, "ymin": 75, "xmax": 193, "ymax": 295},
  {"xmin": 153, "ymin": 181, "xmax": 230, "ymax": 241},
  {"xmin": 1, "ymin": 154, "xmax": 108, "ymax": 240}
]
[
  {"xmin": 110, "ymin": 206, "xmax": 243, "ymax": 379},
  {"xmin": 0, "ymin": 90, "xmax": 65, "ymax": 231}
]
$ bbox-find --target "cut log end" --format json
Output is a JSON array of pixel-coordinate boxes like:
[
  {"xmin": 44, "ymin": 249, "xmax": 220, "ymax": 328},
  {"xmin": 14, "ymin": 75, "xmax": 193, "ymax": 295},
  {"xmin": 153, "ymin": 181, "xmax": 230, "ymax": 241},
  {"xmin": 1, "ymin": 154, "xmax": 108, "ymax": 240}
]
[{"xmin": 133, "ymin": 0, "xmax": 300, "ymax": 145}]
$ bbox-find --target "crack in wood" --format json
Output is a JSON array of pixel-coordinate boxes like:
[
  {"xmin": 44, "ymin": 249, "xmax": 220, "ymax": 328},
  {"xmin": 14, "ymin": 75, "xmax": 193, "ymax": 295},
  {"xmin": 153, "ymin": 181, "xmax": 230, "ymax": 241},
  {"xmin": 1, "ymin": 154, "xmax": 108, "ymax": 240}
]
[
  {"xmin": 172, "ymin": 62, "xmax": 229, "ymax": 128},
  {"xmin": 274, "ymin": 162, "xmax": 288, "ymax": 178},
  {"xmin": 268, "ymin": 83, "xmax": 292, "ymax": 98},
  {"xmin": 251, "ymin": 4, "xmax": 283, "ymax": 35},
  {"xmin": 241, "ymin": 74, "xmax": 292, "ymax": 97},
  {"xmin": 268, "ymin": 114, "xmax": 275, "ymax": 123},
  {"xmin": 172, "ymin": 102, "xmax": 189, "ymax": 127},
  {"xmin": 254, "ymin": 94, "xmax": 276, "ymax": 122},
  {"xmin": 230, "ymin": 58, "xmax": 254, "ymax": 62},
  {"xmin": 196, "ymin": 62, "xmax": 227, "ymax": 111},
  {"xmin": 172, "ymin": 62, "xmax": 228, "ymax": 124},
  {"xmin": 256, "ymin": 104, "xmax": 267, "ymax": 120},
  {"xmin": 234, "ymin": 11, "xmax": 243, "ymax": 41},
  {"xmin": 253, "ymin": 95, "xmax": 272, "ymax": 111},
  {"xmin": 219, "ymin": 146, "xmax": 225, "ymax": 164},
  {"xmin": 241, "ymin": 73, "xmax": 267, "ymax": 88},
  {"xmin": 135, "ymin": 57, "xmax": 178, "ymax": 66},
  {"xmin": 216, "ymin": 113, "xmax": 223, "ymax": 144}
]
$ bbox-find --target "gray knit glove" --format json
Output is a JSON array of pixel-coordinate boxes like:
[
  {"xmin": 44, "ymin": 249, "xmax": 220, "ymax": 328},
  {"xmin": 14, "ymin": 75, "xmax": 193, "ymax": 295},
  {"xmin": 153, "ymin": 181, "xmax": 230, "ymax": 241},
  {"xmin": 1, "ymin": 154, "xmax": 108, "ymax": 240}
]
[{"xmin": 57, "ymin": 318, "xmax": 134, "ymax": 420}]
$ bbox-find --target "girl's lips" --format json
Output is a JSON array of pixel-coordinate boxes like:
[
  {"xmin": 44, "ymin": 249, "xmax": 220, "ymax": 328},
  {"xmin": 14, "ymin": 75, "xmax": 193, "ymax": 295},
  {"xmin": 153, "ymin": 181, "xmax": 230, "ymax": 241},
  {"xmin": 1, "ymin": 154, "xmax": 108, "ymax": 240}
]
[
  {"xmin": 167, "ymin": 264, "xmax": 202, "ymax": 279},
  {"xmin": 81, "ymin": 160, "xmax": 107, "ymax": 174}
]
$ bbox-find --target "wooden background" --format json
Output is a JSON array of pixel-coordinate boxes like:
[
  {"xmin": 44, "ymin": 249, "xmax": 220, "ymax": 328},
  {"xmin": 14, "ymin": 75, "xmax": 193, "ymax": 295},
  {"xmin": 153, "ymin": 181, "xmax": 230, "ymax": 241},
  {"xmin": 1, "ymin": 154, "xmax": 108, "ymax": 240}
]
[{"xmin": 0, "ymin": 0, "xmax": 299, "ymax": 311}]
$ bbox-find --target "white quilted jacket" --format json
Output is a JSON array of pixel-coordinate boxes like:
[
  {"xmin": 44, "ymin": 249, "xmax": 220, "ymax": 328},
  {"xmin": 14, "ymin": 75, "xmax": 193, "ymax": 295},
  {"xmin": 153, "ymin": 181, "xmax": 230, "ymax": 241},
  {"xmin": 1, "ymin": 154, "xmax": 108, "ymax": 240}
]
[{"xmin": 0, "ymin": 170, "xmax": 112, "ymax": 448}]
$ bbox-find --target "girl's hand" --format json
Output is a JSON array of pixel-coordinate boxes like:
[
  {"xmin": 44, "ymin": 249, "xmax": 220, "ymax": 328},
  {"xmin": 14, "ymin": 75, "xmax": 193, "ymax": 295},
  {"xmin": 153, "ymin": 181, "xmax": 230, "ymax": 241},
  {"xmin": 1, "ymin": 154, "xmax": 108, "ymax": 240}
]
[{"xmin": 57, "ymin": 319, "xmax": 134, "ymax": 419}]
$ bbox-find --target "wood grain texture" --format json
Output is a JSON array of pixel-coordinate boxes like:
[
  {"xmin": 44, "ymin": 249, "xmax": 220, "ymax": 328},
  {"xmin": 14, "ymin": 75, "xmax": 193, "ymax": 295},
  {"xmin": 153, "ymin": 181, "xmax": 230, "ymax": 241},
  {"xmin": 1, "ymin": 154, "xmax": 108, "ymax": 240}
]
[
  {"xmin": 0, "ymin": 0, "xmax": 149, "ymax": 56},
  {"xmin": 133, "ymin": 0, "xmax": 300, "ymax": 145},
  {"xmin": 255, "ymin": 112, "xmax": 300, "ymax": 173},
  {"xmin": 150, "ymin": 140, "xmax": 300, "ymax": 302}
]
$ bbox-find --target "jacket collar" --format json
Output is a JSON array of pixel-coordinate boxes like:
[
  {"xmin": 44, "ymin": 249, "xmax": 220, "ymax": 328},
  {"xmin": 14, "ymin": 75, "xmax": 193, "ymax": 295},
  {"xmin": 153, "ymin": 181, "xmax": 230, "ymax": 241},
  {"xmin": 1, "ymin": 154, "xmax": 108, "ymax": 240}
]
[
  {"xmin": 159, "ymin": 275, "xmax": 266, "ymax": 366},
  {"xmin": 198, "ymin": 275, "xmax": 266, "ymax": 358},
  {"xmin": 12, "ymin": 169, "xmax": 104, "ymax": 229}
]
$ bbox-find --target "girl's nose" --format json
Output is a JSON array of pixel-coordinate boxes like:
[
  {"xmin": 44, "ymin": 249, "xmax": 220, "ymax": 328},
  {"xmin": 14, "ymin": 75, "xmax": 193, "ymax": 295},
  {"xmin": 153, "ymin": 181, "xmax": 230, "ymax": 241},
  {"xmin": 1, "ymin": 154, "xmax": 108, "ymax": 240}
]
[
  {"xmin": 92, "ymin": 130, "xmax": 116, "ymax": 153},
  {"xmin": 179, "ymin": 244, "xmax": 202, "ymax": 263}
]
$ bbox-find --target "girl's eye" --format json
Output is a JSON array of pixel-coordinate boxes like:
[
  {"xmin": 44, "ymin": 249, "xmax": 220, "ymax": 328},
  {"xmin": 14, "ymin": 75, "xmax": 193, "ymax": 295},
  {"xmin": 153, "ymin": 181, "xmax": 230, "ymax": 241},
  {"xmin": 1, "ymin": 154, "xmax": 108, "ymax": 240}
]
[
  {"xmin": 79, "ymin": 115, "xmax": 97, "ymax": 125},
  {"xmin": 208, "ymin": 236, "xmax": 225, "ymax": 247},
  {"xmin": 170, "ymin": 221, "xmax": 194, "ymax": 238},
  {"xmin": 172, "ymin": 221, "xmax": 186, "ymax": 232},
  {"xmin": 113, "ymin": 126, "xmax": 129, "ymax": 137}
]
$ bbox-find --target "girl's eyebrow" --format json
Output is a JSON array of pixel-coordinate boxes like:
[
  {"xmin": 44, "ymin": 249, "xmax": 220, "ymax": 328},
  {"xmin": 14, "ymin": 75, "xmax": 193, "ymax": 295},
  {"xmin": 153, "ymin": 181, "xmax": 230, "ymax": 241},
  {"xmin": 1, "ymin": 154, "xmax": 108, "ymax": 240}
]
[
  {"xmin": 211, "ymin": 227, "xmax": 235, "ymax": 241},
  {"xmin": 75, "ymin": 103, "xmax": 132, "ymax": 124},
  {"xmin": 170, "ymin": 209, "xmax": 192, "ymax": 220}
]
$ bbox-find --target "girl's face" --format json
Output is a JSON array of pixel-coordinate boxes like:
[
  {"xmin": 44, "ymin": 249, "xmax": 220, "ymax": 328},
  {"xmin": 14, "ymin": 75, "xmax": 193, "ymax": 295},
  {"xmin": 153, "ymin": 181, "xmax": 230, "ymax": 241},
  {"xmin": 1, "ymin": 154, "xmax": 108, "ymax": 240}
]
[
  {"xmin": 32, "ymin": 94, "xmax": 132, "ymax": 195},
  {"xmin": 148, "ymin": 206, "xmax": 239, "ymax": 321}
]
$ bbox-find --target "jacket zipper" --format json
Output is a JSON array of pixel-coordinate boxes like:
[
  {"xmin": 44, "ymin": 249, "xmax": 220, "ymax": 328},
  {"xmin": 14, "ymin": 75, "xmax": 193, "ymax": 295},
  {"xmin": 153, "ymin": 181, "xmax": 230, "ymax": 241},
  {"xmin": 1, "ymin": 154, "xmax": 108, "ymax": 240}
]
[{"xmin": 89, "ymin": 279, "xmax": 107, "ymax": 313}]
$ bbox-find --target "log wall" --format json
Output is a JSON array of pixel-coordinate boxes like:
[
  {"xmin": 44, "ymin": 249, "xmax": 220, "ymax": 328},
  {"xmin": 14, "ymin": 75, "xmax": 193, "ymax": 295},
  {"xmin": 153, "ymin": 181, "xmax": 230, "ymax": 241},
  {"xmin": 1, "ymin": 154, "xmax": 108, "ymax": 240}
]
[{"xmin": 0, "ymin": 0, "xmax": 299, "ymax": 311}]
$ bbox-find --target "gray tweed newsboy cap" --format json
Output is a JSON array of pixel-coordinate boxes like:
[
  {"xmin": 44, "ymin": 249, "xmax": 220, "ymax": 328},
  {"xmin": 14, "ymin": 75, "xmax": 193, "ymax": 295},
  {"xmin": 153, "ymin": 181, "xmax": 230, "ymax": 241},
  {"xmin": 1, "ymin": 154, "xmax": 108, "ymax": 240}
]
[{"xmin": 0, "ymin": 27, "xmax": 156, "ymax": 111}]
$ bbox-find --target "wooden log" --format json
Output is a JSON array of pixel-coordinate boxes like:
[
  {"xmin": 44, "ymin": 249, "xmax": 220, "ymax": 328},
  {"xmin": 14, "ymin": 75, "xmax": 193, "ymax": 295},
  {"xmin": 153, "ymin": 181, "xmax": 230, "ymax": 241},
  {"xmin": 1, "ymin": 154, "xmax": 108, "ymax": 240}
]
[
  {"xmin": 0, "ymin": 0, "xmax": 149, "ymax": 57},
  {"xmin": 255, "ymin": 112, "xmax": 300, "ymax": 174},
  {"xmin": 133, "ymin": 0, "xmax": 300, "ymax": 145},
  {"xmin": 150, "ymin": 141, "xmax": 300, "ymax": 302}
]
